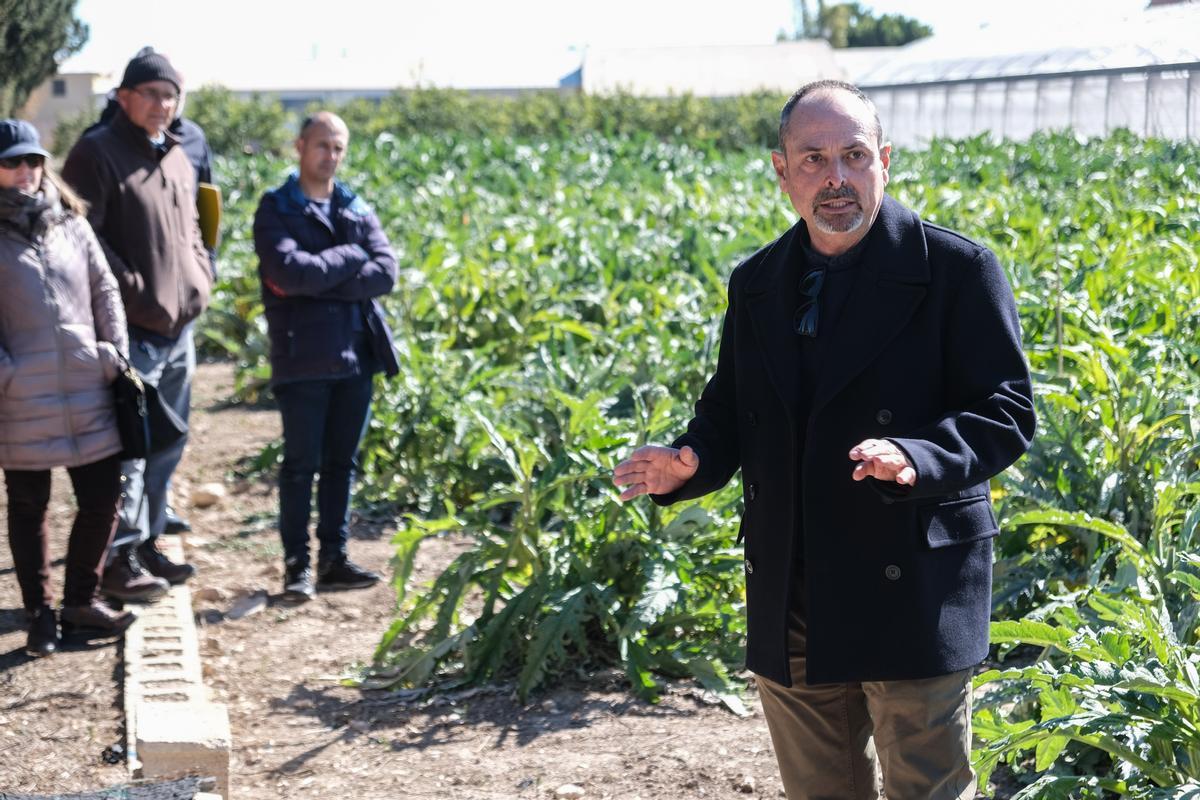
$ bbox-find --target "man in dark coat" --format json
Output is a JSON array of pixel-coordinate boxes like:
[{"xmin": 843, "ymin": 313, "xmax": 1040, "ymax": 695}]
[
  {"xmin": 614, "ymin": 81, "xmax": 1035, "ymax": 799},
  {"xmin": 252, "ymin": 111, "xmax": 399, "ymax": 604},
  {"xmin": 63, "ymin": 50, "xmax": 213, "ymax": 602},
  {"xmin": 82, "ymin": 49, "xmax": 218, "ymax": 539}
]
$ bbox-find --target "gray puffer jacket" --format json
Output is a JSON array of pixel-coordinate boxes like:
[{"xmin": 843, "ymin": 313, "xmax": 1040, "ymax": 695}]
[{"xmin": 0, "ymin": 183, "xmax": 128, "ymax": 470}]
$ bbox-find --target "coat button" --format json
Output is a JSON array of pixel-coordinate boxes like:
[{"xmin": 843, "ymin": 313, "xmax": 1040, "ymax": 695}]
[
  {"xmin": 745, "ymin": 559, "xmax": 755, "ymax": 575},
  {"xmin": 884, "ymin": 564, "xmax": 902, "ymax": 581},
  {"xmin": 747, "ymin": 483, "xmax": 758, "ymax": 501},
  {"xmin": 876, "ymin": 409, "xmax": 893, "ymax": 425}
]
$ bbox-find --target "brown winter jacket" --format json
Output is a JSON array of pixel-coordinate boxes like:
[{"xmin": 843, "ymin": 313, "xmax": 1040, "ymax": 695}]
[
  {"xmin": 62, "ymin": 109, "xmax": 211, "ymax": 339},
  {"xmin": 0, "ymin": 183, "xmax": 129, "ymax": 471}
]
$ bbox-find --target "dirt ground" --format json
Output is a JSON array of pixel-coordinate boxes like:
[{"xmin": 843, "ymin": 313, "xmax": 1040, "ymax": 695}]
[{"xmin": 0, "ymin": 361, "xmax": 784, "ymax": 799}]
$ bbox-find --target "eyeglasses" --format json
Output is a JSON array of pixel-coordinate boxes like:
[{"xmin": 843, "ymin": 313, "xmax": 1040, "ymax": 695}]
[
  {"xmin": 133, "ymin": 86, "xmax": 179, "ymax": 106},
  {"xmin": 0, "ymin": 154, "xmax": 45, "ymax": 170},
  {"xmin": 793, "ymin": 268, "xmax": 825, "ymax": 337}
]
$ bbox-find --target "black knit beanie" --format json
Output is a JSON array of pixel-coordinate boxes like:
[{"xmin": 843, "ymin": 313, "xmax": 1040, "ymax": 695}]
[{"xmin": 119, "ymin": 50, "xmax": 181, "ymax": 92}]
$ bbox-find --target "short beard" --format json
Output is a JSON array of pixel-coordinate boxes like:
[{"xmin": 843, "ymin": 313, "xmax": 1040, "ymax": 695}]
[
  {"xmin": 812, "ymin": 207, "xmax": 864, "ymax": 234},
  {"xmin": 811, "ymin": 186, "xmax": 864, "ymax": 234}
]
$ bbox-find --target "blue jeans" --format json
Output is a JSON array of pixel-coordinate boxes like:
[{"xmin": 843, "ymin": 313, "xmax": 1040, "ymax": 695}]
[
  {"xmin": 109, "ymin": 325, "xmax": 195, "ymax": 562},
  {"xmin": 274, "ymin": 372, "xmax": 374, "ymax": 570}
]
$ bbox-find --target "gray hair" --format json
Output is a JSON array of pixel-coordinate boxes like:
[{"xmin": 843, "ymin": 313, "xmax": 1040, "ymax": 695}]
[{"xmin": 778, "ymin": 80, "xmax": 884, "ymax": 153}]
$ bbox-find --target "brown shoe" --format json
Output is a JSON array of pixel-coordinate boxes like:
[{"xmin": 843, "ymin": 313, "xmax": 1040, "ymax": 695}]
[
  {"xmin": 61, "ymin": 600, "xmax": 135, "ymax": 637},
  {"xmin": 101, "ymin": 545, "xmax": 169, "ymax": 602},
  {"xmin": 137, "ymin": 541, "xmax": 196, "ymax": 585}
]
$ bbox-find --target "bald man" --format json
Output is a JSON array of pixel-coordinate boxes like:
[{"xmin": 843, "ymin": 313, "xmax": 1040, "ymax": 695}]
[
  {"xmin": 253, "ymin": 112, "xmax": 400, "ymax": 603},
  {"xmin": 614, "ymin": 81, "xmax": 1035, "ymax": 798}
]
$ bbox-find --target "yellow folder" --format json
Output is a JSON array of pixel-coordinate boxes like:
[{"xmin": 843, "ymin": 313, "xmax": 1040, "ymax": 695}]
[{"xmin": 197, "ymin": 182, "xmax": 222, "ymax": 250}]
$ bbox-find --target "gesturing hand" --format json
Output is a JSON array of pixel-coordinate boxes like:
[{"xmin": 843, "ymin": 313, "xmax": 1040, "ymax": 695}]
[
  {"xmin": 849, "ymin": 439, "xmax": 917, "ymax": 486},
  {"xmin": 613, "ymin": 445, "xmax": 700, "ymax": 501}
]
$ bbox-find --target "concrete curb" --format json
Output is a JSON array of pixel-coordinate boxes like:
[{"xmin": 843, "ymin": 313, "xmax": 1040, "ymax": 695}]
[{"xmin": 123, "ymin": 536, "xmax": 231, "ymax": 799}]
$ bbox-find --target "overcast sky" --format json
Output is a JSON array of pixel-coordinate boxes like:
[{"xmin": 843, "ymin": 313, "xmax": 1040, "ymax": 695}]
[{"xmin": 63, "ymin": 0, "xmax": 1151, "ymax": 86}]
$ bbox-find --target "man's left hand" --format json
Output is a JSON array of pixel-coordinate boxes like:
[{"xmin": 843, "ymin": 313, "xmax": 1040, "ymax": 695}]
[{"xmin": 849, "ymin": 439, "xmax": 916, "ymax": 485}]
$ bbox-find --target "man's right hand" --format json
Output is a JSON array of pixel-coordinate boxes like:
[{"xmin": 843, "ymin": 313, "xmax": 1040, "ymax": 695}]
[{"xmin": 613, "ymin": 445, "xmax": 699, "ymax": 501}]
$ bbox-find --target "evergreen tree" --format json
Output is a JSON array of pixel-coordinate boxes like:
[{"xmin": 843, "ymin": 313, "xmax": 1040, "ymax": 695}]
[
  {"xmin": 0, "ymin": 0, "xmax": 89, "ymax": 117},
  {"xmin": 792, "ymin": 0, "xmax": 931, "ymax": 48}
]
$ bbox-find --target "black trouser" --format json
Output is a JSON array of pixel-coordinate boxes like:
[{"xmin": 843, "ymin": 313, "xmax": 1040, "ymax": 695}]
[
  {"xmin": 274, "ymin": 373, "xmax": 374, "ymax": 570},
  {"xmin": 4, "ymin": 454, "xmax": 122, "ymax": 611}
]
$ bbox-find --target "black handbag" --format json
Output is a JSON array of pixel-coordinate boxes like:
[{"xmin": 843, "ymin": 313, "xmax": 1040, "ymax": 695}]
[{"xmin": 112, "ymin": 357, "xmax": 188, "ymax": 460}]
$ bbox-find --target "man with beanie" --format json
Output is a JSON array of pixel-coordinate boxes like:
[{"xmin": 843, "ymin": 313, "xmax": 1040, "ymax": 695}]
[
  {"xmin": 81, "ymin": 47, "xmax": 219, "ymax": 538},
  {"xmin": 63, "ymin": 49, "xmax": 212, "ymax": 601}
]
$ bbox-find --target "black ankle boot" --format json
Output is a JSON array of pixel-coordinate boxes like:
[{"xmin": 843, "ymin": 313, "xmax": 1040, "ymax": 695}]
[{"xmin": 25, "ymin": 606, "xmax": 59, "ymax": 658}]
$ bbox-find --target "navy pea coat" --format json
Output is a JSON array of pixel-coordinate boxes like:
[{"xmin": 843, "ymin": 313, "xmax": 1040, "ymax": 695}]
[{"xmin": 655, "ymin": 195, "xmax": 1036, "ymax": 686}]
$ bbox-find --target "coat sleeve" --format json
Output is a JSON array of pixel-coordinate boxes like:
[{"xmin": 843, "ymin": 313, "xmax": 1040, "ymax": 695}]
[
  {"xmin": 61, "ymin": 137, "xmax": 142, "ymax": 296},
  {"xmin": 317, "ymin": 210, "xmax": 398, "ymax": 302},
  {"xmin": 875, "ymin": 247, "xmax": 1036, "ymax": 501},
  {"xmin": 652, "ymin": 269, "xmax": 743, "ymax": 506},
  {"xmin": 195, "ymin": 130, "xmax": 214, "ymax": 187},
  {"xmin": 81, "ymin": 219, "xmax": 129, "ymax": 358},
  {"xmin": 253, "ymin": 195, "xmax": 371, "ymax": 298}
]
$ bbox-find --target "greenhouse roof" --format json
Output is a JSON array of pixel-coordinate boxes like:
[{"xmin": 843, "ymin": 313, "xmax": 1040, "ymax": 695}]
[{"xmin": 854, "ymin": 2, "xmax": 1200, "ymax": 88}]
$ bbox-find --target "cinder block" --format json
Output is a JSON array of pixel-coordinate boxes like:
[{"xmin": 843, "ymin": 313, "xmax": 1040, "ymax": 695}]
[{"xmin": 137, "ymin": 701, "xmax": 231, "ymax": 799}]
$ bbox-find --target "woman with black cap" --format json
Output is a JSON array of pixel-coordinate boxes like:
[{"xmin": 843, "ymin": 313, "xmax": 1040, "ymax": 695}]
[{"xmin": 0, "ymin": 119, "xmax": 135, "ymax": 657}]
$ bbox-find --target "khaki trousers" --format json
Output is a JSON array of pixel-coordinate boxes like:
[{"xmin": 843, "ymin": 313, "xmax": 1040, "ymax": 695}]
[{"xmin": 756, "ymin": 611, "xmax": 976, "ymax": 800}]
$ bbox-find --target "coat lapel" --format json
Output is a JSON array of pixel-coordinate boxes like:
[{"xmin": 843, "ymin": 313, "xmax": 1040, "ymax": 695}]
[
  {"xmin": 744, "ymin": 222, "xmax": 805, "ymax": 427},
  {"xmin": 811, "ymin": 196, "xmax": 930, "ymax": 416}
]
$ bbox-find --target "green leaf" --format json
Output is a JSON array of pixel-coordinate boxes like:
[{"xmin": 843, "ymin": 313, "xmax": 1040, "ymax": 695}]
[
  {"xmin": 1034, "ymin": 733, "xmax": 1072, "ymax": 771},
  {"xmin": 1008, "ymin": 508, "xmax": 1145, "ymax": 562},
  {"xmin": 1167, "ymin": 570, "xmax": 1200, "ymax": 598},
  {"xmin": 1142, "ymin": 782, "xmax": 1200, "ymax": 799},
  {"xmin": 990, "ymin": 619, "xmax": 1074, "ymax": 651},
  {"xmin": 517, "ymin": 585, "xmax": 594, "ymax": 699},
  {"xmin": 683, "ymin": 657, "xmax": 749, "ymax": 717},
  {"xmin": 1039, "ymin": 686, "xmax": 1078, "ymax": 721},
  {"xmin": 620, "ymin": 562, "xmax": 681, "ymax": 637}
]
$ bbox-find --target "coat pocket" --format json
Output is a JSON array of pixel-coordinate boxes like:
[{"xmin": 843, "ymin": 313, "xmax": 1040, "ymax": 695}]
[{"xmin": 920, "ymin": 495, "xmax": 999, "ymax": 549}]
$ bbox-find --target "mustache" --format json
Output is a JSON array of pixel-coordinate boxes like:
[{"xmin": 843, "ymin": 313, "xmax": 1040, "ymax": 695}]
[{"xmin": 814, "ymin": 186, "xmax": 860, "ymax": 205}]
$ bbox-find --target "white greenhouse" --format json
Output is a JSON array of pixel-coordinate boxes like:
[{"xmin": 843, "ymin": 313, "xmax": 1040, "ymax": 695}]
[{"xmin": 853, "ymin": 3, "xmax": 1200, "ymax": 146}]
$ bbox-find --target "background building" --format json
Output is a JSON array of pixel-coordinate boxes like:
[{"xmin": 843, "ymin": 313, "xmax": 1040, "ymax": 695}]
[{"xmin": 17, "ymin": 71, "xmax": 109, "ymax": 150}]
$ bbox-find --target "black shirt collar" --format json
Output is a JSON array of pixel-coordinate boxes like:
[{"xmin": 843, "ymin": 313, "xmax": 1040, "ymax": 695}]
[{"xmin": 797, "ymin": 221, "xmax": 871, "ymax": 273}]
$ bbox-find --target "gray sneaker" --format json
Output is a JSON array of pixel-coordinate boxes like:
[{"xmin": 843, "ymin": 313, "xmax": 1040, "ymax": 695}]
[{"xmin": 282, "ymin": 563, "xmax": 315, "ymax": 604}]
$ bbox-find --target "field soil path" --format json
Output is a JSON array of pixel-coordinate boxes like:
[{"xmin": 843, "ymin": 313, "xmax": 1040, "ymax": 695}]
[{"xmin": 0, "ymin": 361, "xmax": 782, "ymax": 799}]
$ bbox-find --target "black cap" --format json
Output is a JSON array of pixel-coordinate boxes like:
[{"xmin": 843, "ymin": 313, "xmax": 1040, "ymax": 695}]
[
  {"xmin": 0, "ymin": 119, "xmax": 50, "ymax": 161},
  {"xmin": 119, "ymin": 49, "xmax": 181, "ymax": 93}
]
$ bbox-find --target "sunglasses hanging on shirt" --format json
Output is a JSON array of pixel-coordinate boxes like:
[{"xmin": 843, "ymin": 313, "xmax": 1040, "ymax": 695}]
[{"xmin": 793, "ymin": 268, "xmax": 825, "ymax": 337}]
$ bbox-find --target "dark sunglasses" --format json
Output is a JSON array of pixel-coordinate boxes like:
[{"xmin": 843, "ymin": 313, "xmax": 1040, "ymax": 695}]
[
  {"xmin": 793, "ymin": 268, "xmax": 825, "ymax": 337},
  {"xmin": 0, "ymin": 154, "xmax": 45, "ymax": 170}
]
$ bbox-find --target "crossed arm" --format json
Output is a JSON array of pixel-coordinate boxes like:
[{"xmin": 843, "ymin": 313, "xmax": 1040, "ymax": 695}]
[{"xmin": 253, "ymin": 198, "xmax": 397, "ymax": 302}]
